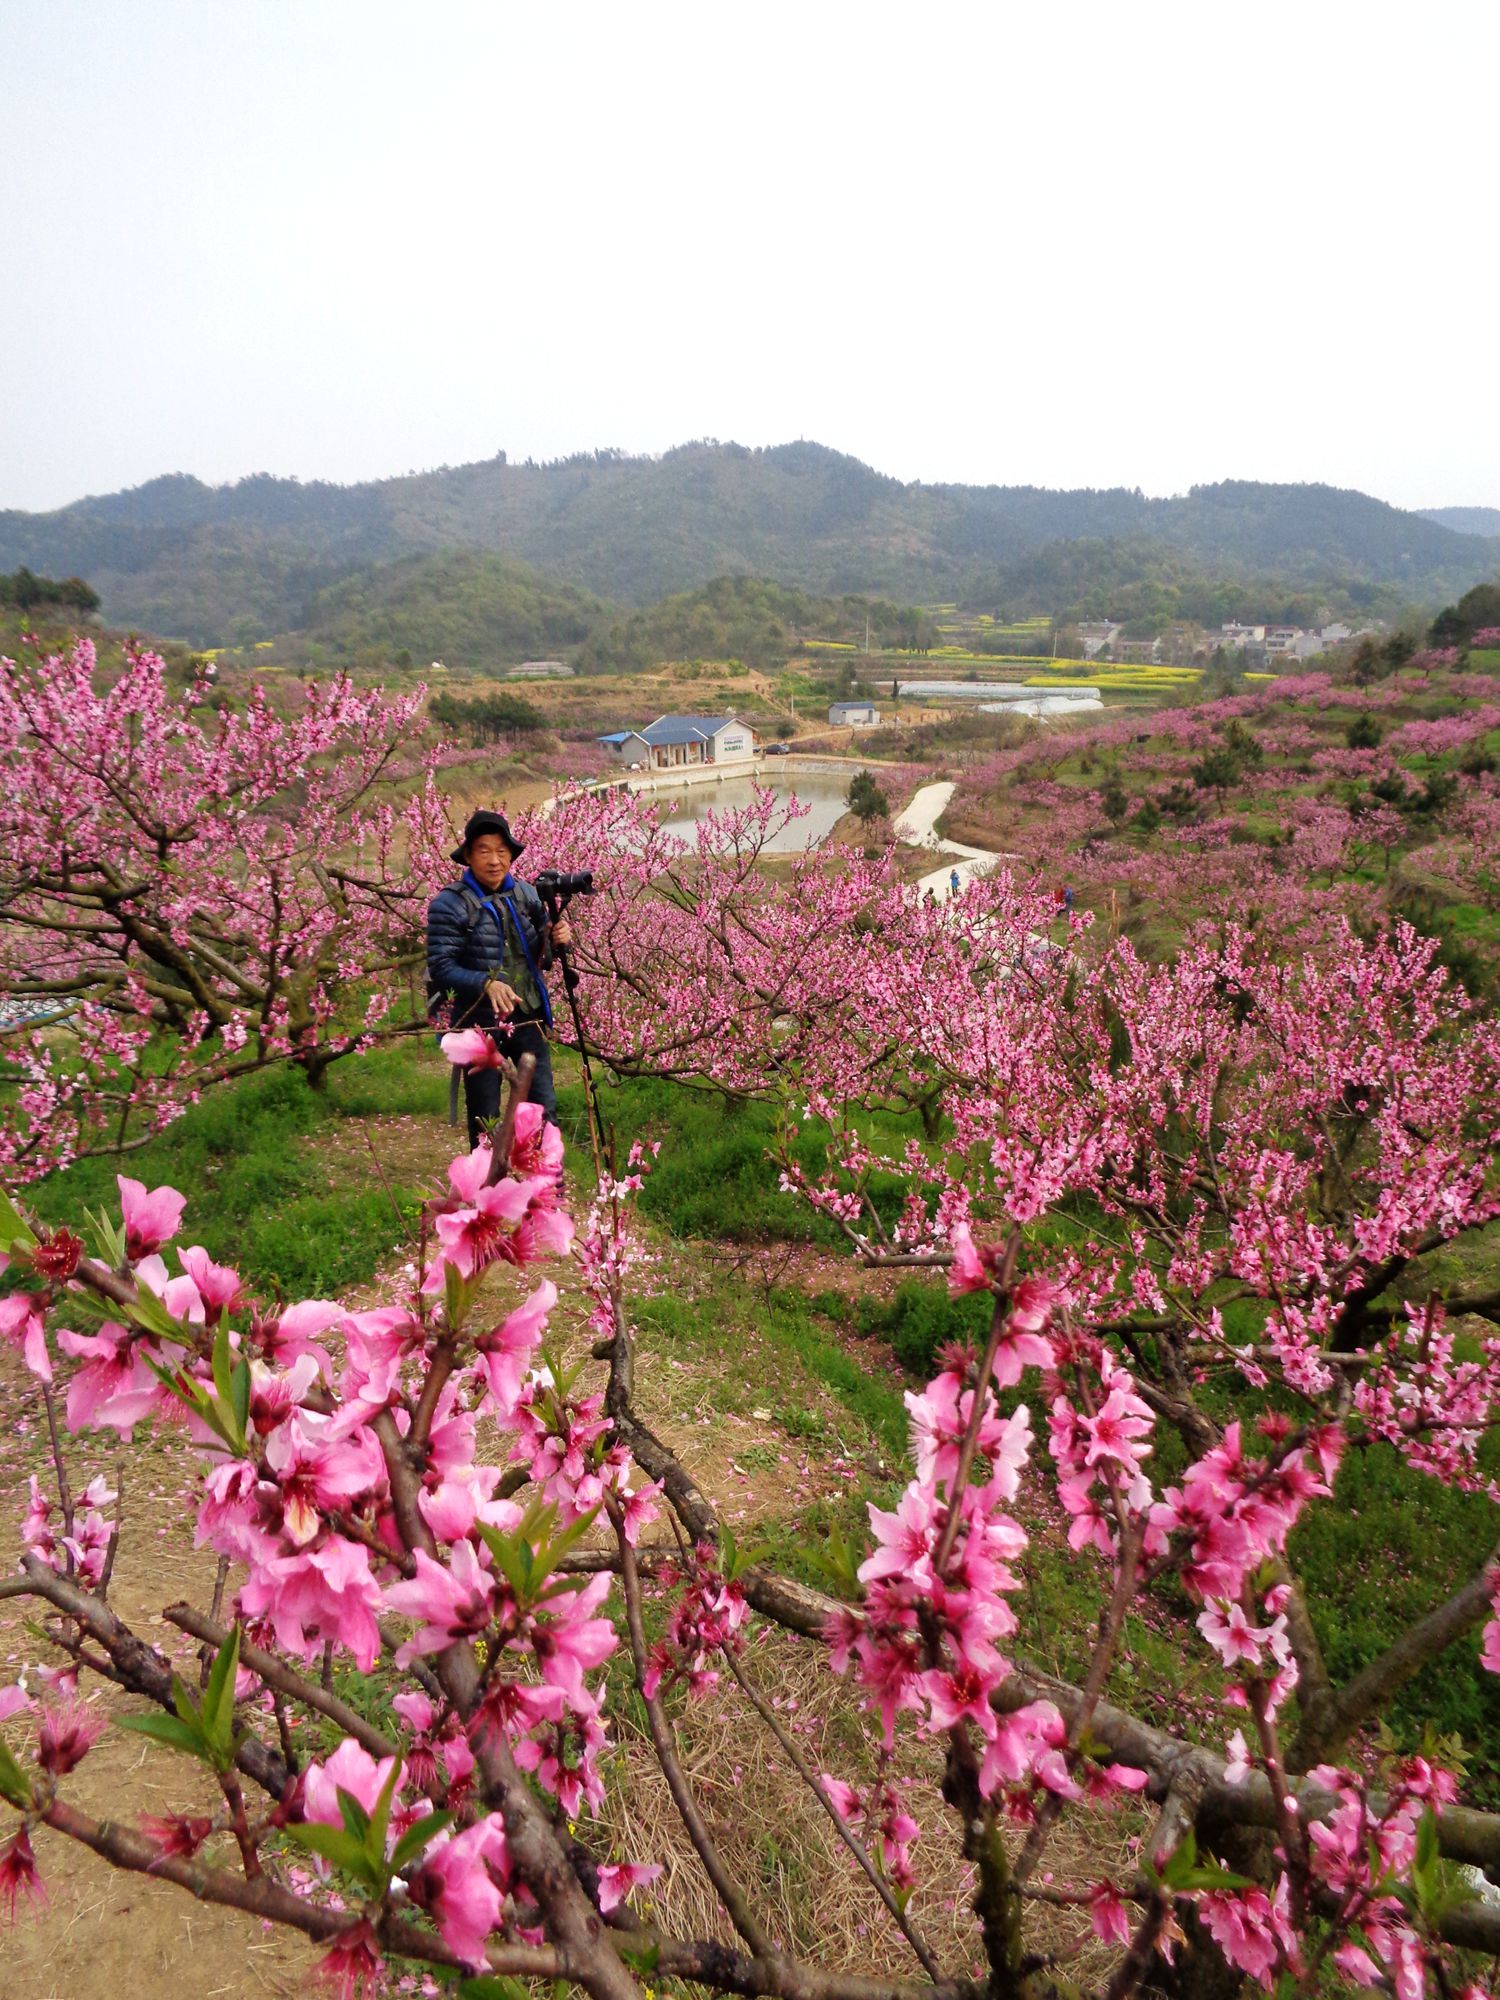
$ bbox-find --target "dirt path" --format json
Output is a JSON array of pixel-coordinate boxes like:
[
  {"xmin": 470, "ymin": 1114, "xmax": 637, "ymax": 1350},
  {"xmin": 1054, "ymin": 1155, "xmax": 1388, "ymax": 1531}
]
[{"xmin": 0, "ymin": 1355, "xmax": 309, "ymax": 2000}]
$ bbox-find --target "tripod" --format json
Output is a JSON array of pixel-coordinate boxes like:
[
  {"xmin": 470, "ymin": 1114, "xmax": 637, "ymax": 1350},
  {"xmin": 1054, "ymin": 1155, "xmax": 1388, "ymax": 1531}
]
[{"xmin": 538, "ymin": 883, "xmax": 609, "ymax": 1172}]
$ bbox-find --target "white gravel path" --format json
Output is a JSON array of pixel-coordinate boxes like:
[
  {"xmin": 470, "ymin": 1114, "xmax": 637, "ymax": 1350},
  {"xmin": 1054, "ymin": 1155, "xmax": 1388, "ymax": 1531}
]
[{"xmin": 895, "ymin": 781, "xmax": 1009, "ymax": 900}]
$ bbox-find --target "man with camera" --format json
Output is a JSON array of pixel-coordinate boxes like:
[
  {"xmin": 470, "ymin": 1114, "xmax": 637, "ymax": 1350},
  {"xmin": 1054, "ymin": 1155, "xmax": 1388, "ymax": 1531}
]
[{"xmin": 426, "ymin": 810, "xmax": 576, "ymax": 1147}]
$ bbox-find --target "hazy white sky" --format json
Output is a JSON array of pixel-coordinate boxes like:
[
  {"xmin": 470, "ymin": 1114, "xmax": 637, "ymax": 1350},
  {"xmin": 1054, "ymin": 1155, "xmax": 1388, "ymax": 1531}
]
[{"xmin": 2, "ymin": 0, "xmax": 1496, "ymax": 514}]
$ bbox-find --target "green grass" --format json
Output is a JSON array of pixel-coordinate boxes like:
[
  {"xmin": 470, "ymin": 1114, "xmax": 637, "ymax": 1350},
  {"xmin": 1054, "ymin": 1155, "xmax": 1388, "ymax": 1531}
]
[
  {"xmin": 555, "ymin": 1069, "xmax": 921, "ymax": 1248},
  {"xmin": 775, "ymin": 1287, "xmax": 908, "ymax": 1455},
  {"xmin": 25, "ymin": 1039, "xmax": 440, "ymax": 1296},
  {"xmin": 851, "ymin": 1274, "xmax": 991, "ymax": 1374},
  {"xmin": 1290, "ymin": 1437, "xmax": 1500, "ymax": 1802}
]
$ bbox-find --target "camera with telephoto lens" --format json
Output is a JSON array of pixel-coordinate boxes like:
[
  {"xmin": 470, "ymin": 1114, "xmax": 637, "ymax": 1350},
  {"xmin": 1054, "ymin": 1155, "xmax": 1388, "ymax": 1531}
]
[
  {"xmin": 533, "ymin": 869, "xmax": 594, "ymax": 901},
  {"xmin": 533, "ymin": 870, "xmax": 593, "ymax": 995}
]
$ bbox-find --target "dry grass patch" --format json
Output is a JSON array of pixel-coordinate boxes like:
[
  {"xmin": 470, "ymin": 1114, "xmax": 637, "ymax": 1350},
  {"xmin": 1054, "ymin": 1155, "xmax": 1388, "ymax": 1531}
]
[{"xmin": 592, "ymin": 1628, "xmax": 1139, "ymax": 1984}]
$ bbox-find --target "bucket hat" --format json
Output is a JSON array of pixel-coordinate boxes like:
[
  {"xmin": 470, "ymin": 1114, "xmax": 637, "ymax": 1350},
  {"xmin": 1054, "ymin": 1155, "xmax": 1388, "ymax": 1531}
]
[{"xmin": 450, "ymin": 809, "xmax": 524, "ymax": 867}]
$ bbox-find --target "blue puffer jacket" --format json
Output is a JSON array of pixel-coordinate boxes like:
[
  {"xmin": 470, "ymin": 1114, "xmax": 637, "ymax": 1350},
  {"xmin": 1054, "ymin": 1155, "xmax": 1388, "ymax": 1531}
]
[{"xmin": 426, "ymin": 875, "xmax": 553, "ymax": 1029}]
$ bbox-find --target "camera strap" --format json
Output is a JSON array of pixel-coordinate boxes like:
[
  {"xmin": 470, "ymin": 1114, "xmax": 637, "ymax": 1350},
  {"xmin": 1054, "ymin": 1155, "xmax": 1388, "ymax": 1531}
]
[{"xmin": 460, "ymin": 871, "xmax": 554, "ymax": 1029}]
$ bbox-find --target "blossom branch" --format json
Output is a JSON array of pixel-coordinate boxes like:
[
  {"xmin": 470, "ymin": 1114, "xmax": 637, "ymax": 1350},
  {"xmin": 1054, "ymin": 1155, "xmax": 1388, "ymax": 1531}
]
[
  {"xmin": 718, "ymin": 1642, "xmax": 947, "ymax": 1982},
  {"xmin": 162, "ymin": 1602, "xmax": 397, "ymax": 1760},
  {"xmin": 610, "ymin": 1495, "xmax": 773, "ymax": 1957}
]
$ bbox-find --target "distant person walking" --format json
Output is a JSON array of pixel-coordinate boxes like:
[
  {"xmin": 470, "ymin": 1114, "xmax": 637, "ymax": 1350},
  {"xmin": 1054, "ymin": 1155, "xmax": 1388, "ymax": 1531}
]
[
  {"xmin": 950, "ymin": 866, "xmax": 961, "ymax": 897},
  {"xmin": 426, "ymin": 810, "xmax": 571, "ymax": 1147}
]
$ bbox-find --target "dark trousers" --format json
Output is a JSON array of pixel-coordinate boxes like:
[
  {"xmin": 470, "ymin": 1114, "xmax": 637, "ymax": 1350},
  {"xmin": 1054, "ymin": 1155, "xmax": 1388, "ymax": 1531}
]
[{"xmin": 463, "ymin": 1018, "xmax": 557, "ymax": 1149}]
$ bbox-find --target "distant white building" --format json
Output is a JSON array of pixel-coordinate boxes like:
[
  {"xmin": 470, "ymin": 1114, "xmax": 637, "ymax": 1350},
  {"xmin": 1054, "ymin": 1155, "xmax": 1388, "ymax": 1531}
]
[
  {"xmin": 829, "ymin": 700, "xmax": 880, "ymax": 726},
  {"xmin": 596, "ymin": 714, "xmax": 756, "ymax": 771},
  {"xmin": 1220, "ymin": 623, "xmax": 1267, "ymax": 648},
  {"xmin": 1078, "ymin": 621, "xmax": 1121, "ymax": 660},
  {"xmin": 1281, "ymin": 622, "xmax": 1374, "ymax": 663}
]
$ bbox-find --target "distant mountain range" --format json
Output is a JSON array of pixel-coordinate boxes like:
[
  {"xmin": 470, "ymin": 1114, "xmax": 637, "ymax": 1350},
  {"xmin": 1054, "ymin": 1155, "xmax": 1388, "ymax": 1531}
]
[
  {"xmin": 1417, "ymin": 506, "xmax": 1500, "ymax": 538},
  {"xmin": 1, "ymin": 441, "xmax": 1495, "ymax": 646}
]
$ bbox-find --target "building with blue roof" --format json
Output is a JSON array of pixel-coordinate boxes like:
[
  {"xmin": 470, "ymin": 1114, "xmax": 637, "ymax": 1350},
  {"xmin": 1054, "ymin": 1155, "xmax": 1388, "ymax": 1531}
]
[{"xmin": 596, "ymin": 714, "xmax": 756, "ymax": 772}]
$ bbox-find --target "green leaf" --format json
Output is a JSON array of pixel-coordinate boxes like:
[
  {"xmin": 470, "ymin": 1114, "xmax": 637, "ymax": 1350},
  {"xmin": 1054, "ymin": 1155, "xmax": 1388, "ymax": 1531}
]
[
  {"xmin": 456, "ymin": 1978, "xmax": 532, "ymax": 2000},
  {"xmin": 126, "ymin": 1284, "xmax": 192, "ymax": 1344},
  {"xmin": 0, "ymin": 1188, "xmax": 36, "ymax": 1255},
  {"xmin": 0, "ymin": 1738, "xmax": 34, "ymax": 1810},
  {"xmin": 211, "ymin": 1317, "xmax": 234, "ymax": 1408},
  {"xmin": 537, "ymin": 1503, "xmax": 602, "ymax": 1575},
  {"xmin": 711, "ymin": 1523, "xmax": 771, "ymax": 1585},
  {"xmin": 1153, "ymin": 1827, "xmax": 1251, "ymax": 1895},
  {"xmin": 1414, "ymin": 1804, "xmax": 1439, "ymax": 1877},
  {"xmin": 476, "ymin": 1522, "xmax": 532, "ymax": 1602},
  {"xmin": 86, "ymin": 1205, "xmax": 125, "ymax": 1269},
  {"xmin": 282, "ymin": 1820, "xmax": 379, "ymax": 1883},
  {"xmin": 809, "ymin": 1520, "xmax": 860, "ymax": 1596},
  {"xmin": 207, "ymin": 1321, "xmax": 247, "ymax": 1455},
  {"xmin": 516, "ymin": 1497, "xmax": 560, "ymax": 1546},
  {"xmin": 230, "ymin": 1356, "xmax": 251, "ymax": 1444},
  {"xmin": 723, "ymin": 1537, "xmax": 770, "ymax": 1582},
  {"xmin": 1408, "ymin": 1804, "xmax": 1442, "ymax": 1919},
  {"xmin": 444, "ymin": 1260, "xmax": 477, "ymax": 1330},
  {"xmin": 1178, "ymin": 1862, "xmax": 1254, "ymax": 1892},
  {"xmin": 391, "ymin": 1809, "xmax": 453, "ymax": 1874},
  {"xmin": 366, "ymin": 1753, "xmax": 404, "ymax": 1864},
  {"xmin": 336, "ymin": 1788, "xmax": 373, "ymax": 1845},
  {"xmin": 615, "ymin": 1938, "xmax": 661, "ymax": 1976},
  {"xmin": 1158, "ymin": 1829, "xmax": 1201, "ymax": 1892},
  {"xmin": 551, "ymin": 1351, "xmax": 586, "ymax": 1400},
  {"xmin": 116, "ymin": 1711, "xmax": 209, "ymax": 1761},
  {"xmin": 169, "ymin": 1670, "xmax": 204, "ymax": 1729},
  {"xmin": 201, "ymin": 1625, "xmax": 241, "ymax": 1765}
]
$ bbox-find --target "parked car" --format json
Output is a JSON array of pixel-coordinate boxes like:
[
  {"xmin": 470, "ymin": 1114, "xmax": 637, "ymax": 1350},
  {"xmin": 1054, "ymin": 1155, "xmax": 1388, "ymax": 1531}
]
[{"xmin": 765, "ymin": 742, "xmax": 791, "ymax": 756}]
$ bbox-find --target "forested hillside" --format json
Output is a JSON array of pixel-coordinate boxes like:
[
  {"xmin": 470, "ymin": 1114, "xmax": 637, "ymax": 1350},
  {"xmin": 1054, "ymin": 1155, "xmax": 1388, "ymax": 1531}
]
[
  {"xmin": 571, "ymin": 574, "xmax": 936, "ymax": 673},
  {"xmin": 1, "ymin": 440, "xmax": 1495, "ymax": 643},
  {"xmin": 969, "ymin": 537, "xmax": 1405, "ymax": 632},
  {"xmin": 293, "ymin": 550, "xmax": 609, "ymax": 672},
  {"xmin": 1419, "ymin": 504, "xmax": 1500, "ymax": 537}
]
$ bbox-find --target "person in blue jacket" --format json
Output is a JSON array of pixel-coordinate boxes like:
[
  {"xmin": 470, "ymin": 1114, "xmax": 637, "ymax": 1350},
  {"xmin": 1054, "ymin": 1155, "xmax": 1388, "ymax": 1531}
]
[{"xmin": 426, "ymin": 810, "xmax": 572, "ymax": 1146}]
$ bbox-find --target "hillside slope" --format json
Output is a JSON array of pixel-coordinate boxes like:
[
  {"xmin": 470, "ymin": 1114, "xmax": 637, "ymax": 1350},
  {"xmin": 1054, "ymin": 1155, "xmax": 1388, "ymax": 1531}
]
[
  {"xmin": 1418, "ymin": 505, "xmax": 1500, "ymax": 538},
  {"xmin": 295, "ymin": 550, "xmax": 610, "ymax": 672},
  {"xmin": 2, "ymin": 442, "xmax": 1496, "ymax": 643}
]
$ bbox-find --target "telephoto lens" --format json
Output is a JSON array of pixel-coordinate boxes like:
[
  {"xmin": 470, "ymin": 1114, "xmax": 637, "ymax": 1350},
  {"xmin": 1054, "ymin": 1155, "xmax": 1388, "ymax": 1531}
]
[{"xmin": 534, "ymin": 869, "xmax": 595, "ymax": 898}]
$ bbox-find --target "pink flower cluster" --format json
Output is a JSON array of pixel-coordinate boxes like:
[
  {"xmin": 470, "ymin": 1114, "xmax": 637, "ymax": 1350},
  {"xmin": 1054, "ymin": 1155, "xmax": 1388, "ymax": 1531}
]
[
  {"xmin": 642, "ymin": 1542, "xmax": 750, "ymax": 1699},
  {"xmin": 824, "ymin": 1276, "xmax": 1149, "ymax": 1836},
  {"xmin": 0, "ymin": 1109, "xmax": 669, "ymax": 1973}
]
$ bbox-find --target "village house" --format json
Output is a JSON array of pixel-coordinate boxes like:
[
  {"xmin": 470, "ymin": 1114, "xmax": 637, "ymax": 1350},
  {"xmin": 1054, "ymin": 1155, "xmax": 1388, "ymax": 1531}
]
[
  {"xmin": 596, "ymin": 713, "xmax": 757, "ymax": 771},
  {"xmin": 1077, "ymin": 620, "xmax": 1121, "ymax": 660},
  {"xmin": 828, "ymin": 700, "xmax": 880, "ymax": 726}
]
